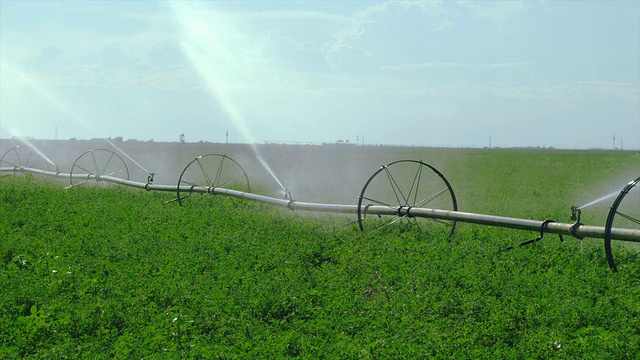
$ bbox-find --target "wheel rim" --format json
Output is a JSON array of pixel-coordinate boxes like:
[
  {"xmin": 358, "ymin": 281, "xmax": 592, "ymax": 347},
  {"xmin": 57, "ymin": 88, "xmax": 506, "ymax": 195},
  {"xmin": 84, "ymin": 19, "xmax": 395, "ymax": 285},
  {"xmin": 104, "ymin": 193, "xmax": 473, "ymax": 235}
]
[
  {"xmin": 357, "ymin": 160, "xmax": 457, "ymax": 236},
  {"xmin": 69, "ymin": 149, "xmax": 130, "ymax": 188},
  {"xmin": 604, "ymin": 176, "xmax": 640, "ymax": 272},
  {"xmin": 176, "ymin": 154, "xmax": 251, "ymax": 206},
  {"xmin": 0, "ymin": 145, "xmax": 58, "ymax": 175}
]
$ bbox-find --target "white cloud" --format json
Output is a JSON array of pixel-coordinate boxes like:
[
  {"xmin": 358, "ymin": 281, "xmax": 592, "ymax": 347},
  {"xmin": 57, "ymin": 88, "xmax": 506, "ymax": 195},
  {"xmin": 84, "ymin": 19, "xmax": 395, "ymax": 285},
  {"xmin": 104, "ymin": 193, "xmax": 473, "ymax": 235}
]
[
  {"xmin": 244, "ymin": 10, "xmax": 352, "ymax": 24},
  {"xmin": 1, "ymin": 0, "xmax": 637, "ymax": 148},
  {"xmin": 380, "ymin": 62, "xmax": 527, "ymax": 72},
  {"xmin": 458, "ymin": 0, "xmax": 527, "ymax": 24},
  {"xmin": 402, "ymin": 80, "xmax": 640, "ymax": 101}
]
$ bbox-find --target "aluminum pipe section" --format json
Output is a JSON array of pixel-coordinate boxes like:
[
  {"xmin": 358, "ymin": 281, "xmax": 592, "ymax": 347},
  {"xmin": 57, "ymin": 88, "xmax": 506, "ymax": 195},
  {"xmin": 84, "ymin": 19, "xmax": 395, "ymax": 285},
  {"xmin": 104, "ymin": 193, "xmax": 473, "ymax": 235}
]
[
  {"xmin": 4, "ymin": 167, "xmax": 639, "ymax": 242},
  {"xmin": 402, "ymin": 207, "xmax": 640, "ymax": 243}
]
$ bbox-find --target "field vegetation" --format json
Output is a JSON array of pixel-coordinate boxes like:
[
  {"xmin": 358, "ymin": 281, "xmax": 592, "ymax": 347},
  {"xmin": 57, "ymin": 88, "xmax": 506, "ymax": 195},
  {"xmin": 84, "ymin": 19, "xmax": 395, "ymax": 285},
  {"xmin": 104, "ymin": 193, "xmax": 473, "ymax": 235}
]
[{"xmin": 1, "ymin": 145, "xmax": 639, "ymax": 358}]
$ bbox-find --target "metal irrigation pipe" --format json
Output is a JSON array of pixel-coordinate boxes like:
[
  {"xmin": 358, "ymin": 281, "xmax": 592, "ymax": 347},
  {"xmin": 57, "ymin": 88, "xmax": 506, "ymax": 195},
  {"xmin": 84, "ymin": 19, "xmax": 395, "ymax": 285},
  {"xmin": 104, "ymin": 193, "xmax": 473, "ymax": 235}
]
[
  {"xmin": 3, "ymin": 166, "xmax": 639, "ymax": 243},
  {"xmin": 87, "ymin": 173, "xmax": 640, "ymax": 243}
]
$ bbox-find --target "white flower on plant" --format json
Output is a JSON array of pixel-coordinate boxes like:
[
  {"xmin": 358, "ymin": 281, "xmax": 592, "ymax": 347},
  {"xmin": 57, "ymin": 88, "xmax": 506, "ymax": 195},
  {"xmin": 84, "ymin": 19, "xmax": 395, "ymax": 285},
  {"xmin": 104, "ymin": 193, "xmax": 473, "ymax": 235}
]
[{"xmin": 52, "ymin": 270, "xmax": 58, "ymax": 274}]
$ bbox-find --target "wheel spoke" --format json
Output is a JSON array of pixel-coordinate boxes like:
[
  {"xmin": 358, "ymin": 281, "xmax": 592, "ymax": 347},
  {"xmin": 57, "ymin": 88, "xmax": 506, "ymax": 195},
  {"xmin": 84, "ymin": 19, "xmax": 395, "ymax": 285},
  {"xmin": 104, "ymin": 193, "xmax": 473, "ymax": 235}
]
[
  {"xmin": 614, "ymin": 210, "xmax": 640, "ymax": 226},
  {"xmin": 605, "ymin": 176, "xmax": 640, "ymax": 271},
  {"xmin": 414, "ymin": 188, "xmax": 449, "ymax": 208},
  {"xmin": 213, "ymin": 156, "xmax": 226, "ymax": 188},
  {"xmin": 100, "ymin": 152, "xmax": 116, "ymax": 176},
  {"xmin": 91, "ymin": 151, "xmax": 100, "ymax": 175},
  {"xmin": 14, "ymin": 148, "xmax": 24, "ymax": 167},
  {"xmin": 75, "ymin": 164, "xmax": 94, "ymax": 175},
  {"xmin": 180, "ymin": 179, "xmax": 199, "ymax": 187},
  {"xmin": 2, "ymin": 159, "xmax": 19, "ymax": 168},
  {"xmin": 384, "ymin": 166, "xmax": 408, "ymax": 207},
  {"xmin": 0, "ymin": 146, "xmax": 57, "ymax": 173},
  {"xmin": 361, "ymin": 195, "xmax": 400, "ymax": 209},
  {"xmin": 69, "ymin": 149, "xmax": 130, "ymax": 188},
  {"xmin": 410, "ymin": 163, "xmax": 423, "ymax": 206},
  {"xmin": 25, "ymin": 151, "xmax": 34, "ymax": 167},
  {"xmin": 217, "ymin": 173, "xmax": 245, "ymax": 189},
  {"xmin": 358, "ymin": 160, "xmax": 457, "ymax": 236},
  {"xmin": 371, "ymin": 215, "xmax": 425, "ymax": 233},
  {"xmin": 175, "ymin": 154, "xmax": 251, "ymax": 206},
  {"xmin": 371, "ymin": 214, "xmax": 409, "ymax": 232},
  {"xmin": 196, "ymin": 159, "xmax": 214, "ymax": 187}
]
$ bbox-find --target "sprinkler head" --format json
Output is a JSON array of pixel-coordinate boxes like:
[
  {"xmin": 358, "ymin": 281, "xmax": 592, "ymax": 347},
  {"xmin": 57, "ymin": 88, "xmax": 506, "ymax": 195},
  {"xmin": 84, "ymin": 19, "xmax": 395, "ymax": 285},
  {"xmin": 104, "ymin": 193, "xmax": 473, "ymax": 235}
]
[
  {"xmin": 570, "ymin": 206, "xmax": 581, "ymax": 222},
  {"xmin": 569, "ymin": 206, "xmax": 583, "ymax": 239}
]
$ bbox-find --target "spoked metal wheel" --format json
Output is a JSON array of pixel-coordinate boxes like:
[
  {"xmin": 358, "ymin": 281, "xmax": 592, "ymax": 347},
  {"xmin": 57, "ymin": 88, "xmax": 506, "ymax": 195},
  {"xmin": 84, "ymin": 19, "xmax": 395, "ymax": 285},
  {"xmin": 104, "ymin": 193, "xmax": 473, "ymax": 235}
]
[
  {"xmin": 176, "ymin": 154, "xmax": 251, "ymax": 206},
  {"xmin": 69, "ymin": 149, "xmax": 130, "ymax": 188},
  {"xmin": 604, "ymin": 176, "xmax": 640, "ymax": 272},
  {"xmin": 357, "ymin": 160, "xmax": 457, "ymax": 236},
  {"xmin": 0, "ymin": 145, "xmax": 58, "ymax": 176}
]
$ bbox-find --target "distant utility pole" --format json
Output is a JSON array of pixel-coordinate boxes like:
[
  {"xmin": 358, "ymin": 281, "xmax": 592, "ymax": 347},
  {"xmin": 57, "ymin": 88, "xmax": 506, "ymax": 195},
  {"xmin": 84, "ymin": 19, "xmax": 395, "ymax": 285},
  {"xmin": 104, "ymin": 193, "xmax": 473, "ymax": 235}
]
[
  {"xmin": 613, "ymin": 134, "xmax": 616, "ymax": 150},
  {"xmin": 489, "ymin": 136, "xmax": 492, "ymax": 149},
  {"xmin": 226, "ymin": 130, "xmax": 229, "ymax": 144}
]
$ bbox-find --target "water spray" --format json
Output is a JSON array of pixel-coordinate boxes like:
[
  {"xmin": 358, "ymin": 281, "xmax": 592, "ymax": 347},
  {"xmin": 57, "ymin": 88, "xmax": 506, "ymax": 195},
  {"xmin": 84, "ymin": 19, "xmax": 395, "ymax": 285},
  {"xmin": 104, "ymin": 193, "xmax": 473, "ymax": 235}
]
[
  {"xmin": 578, "ymin": 191, "xmax": 620, "ymax": 210},
  {"xmin": 173, "ymin": 2, "xmax": 287, "ymax": 194},
  {"xmin": 0, "ymin": 145, "xmax": 59, "ymax": 176},
  {"xmin": 2, "ymin": 146, "xmax": 639, "ymax": 272},
  {"xmin": 102, "ymin": 138, "xmax": 153, "ymax": 177}
]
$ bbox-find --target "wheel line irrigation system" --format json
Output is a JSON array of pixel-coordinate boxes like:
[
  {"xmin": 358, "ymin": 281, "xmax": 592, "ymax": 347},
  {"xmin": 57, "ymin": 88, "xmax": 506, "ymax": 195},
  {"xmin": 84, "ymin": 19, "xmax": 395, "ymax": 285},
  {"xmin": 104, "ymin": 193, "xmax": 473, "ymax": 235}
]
[{"xmin": 1, "ymin": 146, "xmax": 639, "ymax": 272}]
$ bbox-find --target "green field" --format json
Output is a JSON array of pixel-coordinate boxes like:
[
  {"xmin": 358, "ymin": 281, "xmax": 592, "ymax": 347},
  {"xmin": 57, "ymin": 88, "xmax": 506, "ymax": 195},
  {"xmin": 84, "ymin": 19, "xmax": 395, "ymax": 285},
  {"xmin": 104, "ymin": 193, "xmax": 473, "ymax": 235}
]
[{"xmin": 1, "ymin": 144, "xmax": 639, "ymax": 358}]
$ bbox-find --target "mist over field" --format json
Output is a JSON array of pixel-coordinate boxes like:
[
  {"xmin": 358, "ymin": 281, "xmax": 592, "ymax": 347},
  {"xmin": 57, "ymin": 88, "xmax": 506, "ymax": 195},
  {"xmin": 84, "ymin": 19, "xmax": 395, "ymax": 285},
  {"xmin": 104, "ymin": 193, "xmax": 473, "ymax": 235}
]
[
  {"xmin": 1, "ymin": 138, "xmax": 640, "ymax": 358},
  {"xmin": 2, "ymin": 138, "xmax": 637, "ymax": 225}
]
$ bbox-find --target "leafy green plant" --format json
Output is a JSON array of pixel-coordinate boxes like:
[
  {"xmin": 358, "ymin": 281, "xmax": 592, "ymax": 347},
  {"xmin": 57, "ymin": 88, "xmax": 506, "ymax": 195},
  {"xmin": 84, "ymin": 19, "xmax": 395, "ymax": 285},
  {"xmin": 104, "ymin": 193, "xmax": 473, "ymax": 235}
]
[{"xmin": 1, "ymin": 149, "xmax": 639, "ymax": 358}]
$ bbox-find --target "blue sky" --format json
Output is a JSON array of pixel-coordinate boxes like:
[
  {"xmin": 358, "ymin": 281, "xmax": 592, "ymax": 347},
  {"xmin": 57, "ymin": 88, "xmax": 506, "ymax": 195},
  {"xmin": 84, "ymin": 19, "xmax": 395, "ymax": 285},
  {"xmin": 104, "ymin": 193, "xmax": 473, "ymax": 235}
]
[{"xmin": 1, "ymin": 0, "xmax": 638, "ymax": 149}]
